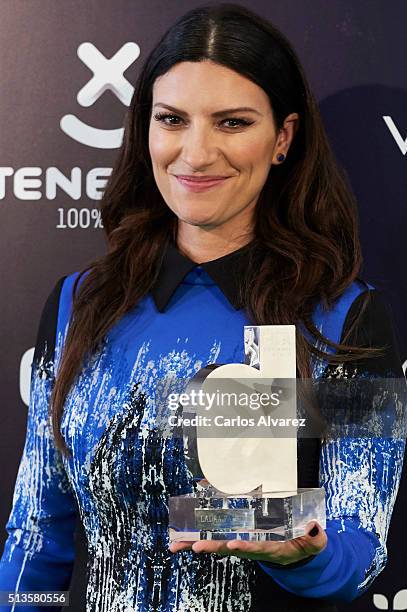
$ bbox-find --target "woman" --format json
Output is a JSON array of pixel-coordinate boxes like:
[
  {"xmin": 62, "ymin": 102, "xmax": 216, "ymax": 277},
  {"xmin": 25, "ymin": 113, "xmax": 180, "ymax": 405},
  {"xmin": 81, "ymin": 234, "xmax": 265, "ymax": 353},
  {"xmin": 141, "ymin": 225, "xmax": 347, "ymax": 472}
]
[{"xmin": 0, "ymin": 3, "xmax": 405, "ymax": 611}]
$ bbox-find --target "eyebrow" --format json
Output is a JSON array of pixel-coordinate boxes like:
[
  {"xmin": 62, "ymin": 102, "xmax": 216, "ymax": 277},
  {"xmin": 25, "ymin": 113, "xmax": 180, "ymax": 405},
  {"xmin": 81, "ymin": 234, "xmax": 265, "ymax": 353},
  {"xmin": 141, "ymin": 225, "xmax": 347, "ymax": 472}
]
[{"xmin": 152, "ymin": 103, "xmax": 262, "ymax": 117}]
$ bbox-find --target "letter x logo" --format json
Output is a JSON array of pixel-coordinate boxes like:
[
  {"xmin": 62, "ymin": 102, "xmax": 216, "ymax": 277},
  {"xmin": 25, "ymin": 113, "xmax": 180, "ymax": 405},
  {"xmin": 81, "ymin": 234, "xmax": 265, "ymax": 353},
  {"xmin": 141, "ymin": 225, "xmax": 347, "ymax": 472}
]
[{"xmin": 60, "ymin": 42, "xmax": 140, "ymax": 149}]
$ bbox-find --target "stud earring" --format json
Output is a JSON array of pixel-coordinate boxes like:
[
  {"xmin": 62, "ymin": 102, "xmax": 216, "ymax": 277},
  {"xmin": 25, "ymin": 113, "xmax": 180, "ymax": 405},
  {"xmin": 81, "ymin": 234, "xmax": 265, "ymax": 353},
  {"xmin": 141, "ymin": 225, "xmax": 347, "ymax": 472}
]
[{"xmin": 276, "ymin": 153, "xmax": 285, "ymax": 162}]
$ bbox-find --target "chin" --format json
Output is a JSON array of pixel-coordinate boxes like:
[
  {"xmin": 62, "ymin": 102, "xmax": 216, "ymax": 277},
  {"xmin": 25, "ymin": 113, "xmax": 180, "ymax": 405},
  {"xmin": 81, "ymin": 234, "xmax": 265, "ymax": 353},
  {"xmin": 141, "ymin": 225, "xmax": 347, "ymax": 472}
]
[{"xmin": 175, "ymin": 210, "xmax": 220, "ymax": 227}]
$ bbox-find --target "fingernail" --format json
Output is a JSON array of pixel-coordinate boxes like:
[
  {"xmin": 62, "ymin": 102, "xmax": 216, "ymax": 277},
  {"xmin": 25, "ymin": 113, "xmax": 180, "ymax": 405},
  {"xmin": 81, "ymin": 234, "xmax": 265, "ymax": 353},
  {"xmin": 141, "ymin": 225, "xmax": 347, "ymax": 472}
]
[{"xmin": 309, "ymin": 525, "xmax": 319, "ymax": 537}]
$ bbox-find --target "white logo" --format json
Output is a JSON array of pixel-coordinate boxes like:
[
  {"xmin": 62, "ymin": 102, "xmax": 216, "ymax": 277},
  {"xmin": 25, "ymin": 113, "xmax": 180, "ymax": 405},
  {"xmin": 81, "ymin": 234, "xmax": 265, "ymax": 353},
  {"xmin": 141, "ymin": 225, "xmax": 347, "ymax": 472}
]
[
  {"xmin": 383, "ymin": 116, "xmax": 407, "ymax": 155},
  {"xmin": 20, "ymin": 348, "xmax": 34, "ymax": 406},
  {"xmin": 374, "ymin": 590, "xmax": 407, "ymax": 610},
  {"xmin": 60, "ymin": 42, "xmax": 140, "ymax": 149}
]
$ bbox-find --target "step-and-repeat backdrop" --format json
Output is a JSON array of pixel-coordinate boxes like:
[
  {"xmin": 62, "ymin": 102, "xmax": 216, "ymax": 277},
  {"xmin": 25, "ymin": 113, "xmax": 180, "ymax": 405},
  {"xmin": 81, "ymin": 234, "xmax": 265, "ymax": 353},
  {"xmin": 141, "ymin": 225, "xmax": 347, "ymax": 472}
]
[{"xmin": 1, "ymin": 1, "xmax": 406, "ymax": 610}]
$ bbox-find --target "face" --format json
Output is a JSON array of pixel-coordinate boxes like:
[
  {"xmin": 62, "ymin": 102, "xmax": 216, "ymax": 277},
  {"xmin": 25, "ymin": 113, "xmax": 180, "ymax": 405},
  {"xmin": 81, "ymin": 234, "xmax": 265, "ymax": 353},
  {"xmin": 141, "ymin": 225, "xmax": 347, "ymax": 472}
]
[{"xmin": 148, "ymin": 60, "xmax": 298, "ymax": 239}]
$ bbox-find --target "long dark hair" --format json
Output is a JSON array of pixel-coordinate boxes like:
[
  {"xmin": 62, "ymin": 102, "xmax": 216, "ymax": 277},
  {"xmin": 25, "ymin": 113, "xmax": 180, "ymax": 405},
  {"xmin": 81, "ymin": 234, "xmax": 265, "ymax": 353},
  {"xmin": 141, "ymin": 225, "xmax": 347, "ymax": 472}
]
[{"xmin": 50, "ymin": 2, "xmax": 385, "ymax": 456}]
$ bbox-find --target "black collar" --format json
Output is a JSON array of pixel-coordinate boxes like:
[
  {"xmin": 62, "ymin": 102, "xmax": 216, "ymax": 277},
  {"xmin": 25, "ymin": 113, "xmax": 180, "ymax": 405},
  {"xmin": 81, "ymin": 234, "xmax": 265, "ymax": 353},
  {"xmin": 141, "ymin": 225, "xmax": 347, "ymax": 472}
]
[{"xmin": 151, "ymin": 239, "xmax": 255, "ymax": 312}]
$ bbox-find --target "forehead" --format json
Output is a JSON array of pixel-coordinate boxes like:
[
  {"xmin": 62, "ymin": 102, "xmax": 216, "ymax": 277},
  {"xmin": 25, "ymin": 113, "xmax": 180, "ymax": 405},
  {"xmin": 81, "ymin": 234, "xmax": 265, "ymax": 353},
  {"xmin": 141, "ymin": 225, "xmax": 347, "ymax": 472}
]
[{"xmin": 152, "ymin": 60, "xmax": 271, "ymax": 112}]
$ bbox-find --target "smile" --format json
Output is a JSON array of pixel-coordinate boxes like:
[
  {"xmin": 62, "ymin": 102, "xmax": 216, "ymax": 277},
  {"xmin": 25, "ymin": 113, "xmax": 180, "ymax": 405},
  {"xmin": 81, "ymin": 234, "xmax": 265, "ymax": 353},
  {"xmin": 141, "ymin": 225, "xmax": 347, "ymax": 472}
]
[{"xmin": 174, "ymin": 176, "xmax": 231, "ymax": 192}]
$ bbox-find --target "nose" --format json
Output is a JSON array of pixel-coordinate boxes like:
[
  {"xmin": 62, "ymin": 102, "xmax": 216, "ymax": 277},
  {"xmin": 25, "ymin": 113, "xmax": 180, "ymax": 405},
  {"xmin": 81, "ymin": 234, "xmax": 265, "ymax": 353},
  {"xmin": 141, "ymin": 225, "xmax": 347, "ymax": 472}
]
[{"xmin": 180, "ymin": 123, "xmax": 219, "ymax": 169}]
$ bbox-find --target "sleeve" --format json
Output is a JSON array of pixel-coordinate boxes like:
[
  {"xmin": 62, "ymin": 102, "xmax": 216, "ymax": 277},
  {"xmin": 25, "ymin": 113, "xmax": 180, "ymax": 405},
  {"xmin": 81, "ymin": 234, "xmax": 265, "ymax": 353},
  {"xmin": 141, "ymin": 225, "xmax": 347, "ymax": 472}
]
[
  {"xmin": 0, "ymin": 276, "xmax": 79, "ymax": 611},
  {"xmin": 257, "ymin": 288, "xmax": 406, "ymax": 604}
]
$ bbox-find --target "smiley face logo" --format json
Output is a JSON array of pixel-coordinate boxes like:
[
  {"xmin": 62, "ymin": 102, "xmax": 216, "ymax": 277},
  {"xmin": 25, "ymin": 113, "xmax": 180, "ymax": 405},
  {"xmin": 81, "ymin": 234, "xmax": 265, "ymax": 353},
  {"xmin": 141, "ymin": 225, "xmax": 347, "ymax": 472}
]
[{"xmin": 60, "ymin": 42, "xmax": 140, "ymax": 149}]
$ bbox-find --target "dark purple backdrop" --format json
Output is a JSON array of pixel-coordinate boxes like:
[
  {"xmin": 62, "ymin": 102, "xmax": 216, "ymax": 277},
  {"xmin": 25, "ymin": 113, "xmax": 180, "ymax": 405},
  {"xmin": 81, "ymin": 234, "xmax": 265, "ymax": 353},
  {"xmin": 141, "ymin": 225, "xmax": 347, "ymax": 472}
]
[{"xmin": 1, "ymin": 2, "xmax": 406, "ymax": 610}]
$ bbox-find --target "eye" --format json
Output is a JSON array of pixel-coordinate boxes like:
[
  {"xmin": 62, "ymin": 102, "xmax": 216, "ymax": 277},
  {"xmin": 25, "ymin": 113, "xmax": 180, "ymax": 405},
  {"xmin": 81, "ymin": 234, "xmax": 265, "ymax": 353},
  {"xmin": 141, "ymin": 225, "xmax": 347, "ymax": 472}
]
[
  {"xmin": 222, "ymin": 118, "xmax": 253, "ymax": 129},
  {"xmin": 153, "ymin": 112, "xmax": 183, "ymax": 126},
  {"xmin": 152, "ymin": 112, "xmax": 254, "ymax": 130}
]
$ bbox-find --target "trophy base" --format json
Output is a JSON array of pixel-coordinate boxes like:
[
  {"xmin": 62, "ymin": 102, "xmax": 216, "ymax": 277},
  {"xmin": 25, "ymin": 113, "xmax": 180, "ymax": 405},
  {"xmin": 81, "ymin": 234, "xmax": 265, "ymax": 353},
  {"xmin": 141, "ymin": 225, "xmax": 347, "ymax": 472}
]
[{"xmin": 169, "ymin": 486, "xmax": 326, "ymax": 542}]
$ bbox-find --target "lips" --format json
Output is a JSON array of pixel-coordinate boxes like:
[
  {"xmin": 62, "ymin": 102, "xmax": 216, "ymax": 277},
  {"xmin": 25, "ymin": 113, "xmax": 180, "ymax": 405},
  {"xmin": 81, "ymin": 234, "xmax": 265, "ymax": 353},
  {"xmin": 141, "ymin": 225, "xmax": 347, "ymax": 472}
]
[
  {"xmin": 175, "ymin": 175, "xmax": 230, "ymax": 181},
  {"xmin": 174, "ymin": 175, "xmax": 231, "ymax": 192}
]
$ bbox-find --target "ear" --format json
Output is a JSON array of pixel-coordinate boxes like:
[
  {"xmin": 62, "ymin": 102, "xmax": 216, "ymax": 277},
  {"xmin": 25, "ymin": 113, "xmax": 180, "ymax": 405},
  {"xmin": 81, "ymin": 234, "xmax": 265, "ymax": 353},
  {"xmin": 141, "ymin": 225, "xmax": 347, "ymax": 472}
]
[{"xmin": 272, "ymin": 113, "xmax": 300, "ymax": 164}]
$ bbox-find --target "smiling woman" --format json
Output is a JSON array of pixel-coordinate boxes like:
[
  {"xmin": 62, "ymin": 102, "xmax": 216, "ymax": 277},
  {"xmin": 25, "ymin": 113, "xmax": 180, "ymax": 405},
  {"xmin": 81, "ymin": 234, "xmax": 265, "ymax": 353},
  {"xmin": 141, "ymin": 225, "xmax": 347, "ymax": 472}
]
[
  {"xmin": 0, "ymin": 2, "xmax": 405, "ymax": 612},
  {"xmin": 147, "ymin": 60, "xmax": 298, "ymax": 249}
]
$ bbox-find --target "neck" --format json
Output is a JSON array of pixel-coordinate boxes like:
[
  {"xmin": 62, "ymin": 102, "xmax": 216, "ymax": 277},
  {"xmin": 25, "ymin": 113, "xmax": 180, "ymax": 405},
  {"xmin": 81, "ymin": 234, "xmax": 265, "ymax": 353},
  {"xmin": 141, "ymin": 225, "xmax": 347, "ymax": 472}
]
[{"xmin": 176, "ymin": 224, "xmax": 254, "ymax": 264}]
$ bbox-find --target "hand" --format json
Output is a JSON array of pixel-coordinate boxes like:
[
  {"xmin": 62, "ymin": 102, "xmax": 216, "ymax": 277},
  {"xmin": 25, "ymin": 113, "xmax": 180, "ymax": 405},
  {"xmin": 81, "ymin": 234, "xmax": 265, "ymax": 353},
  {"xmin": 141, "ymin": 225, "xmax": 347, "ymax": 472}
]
[{"xmin": 169, "ymin": 521, "xmax": 327, "ymax": 566}]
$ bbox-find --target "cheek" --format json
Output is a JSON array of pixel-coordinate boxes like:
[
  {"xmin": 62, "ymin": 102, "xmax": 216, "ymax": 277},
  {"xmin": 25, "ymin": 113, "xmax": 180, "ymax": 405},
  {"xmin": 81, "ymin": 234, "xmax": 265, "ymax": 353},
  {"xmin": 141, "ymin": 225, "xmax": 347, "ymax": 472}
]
[
  {"xmin": 230, "ymin": 136, "xmax": 273, "ymax": 175},
  {"xmin": 245, "ymin": 139, "xmax": 273, "ymax": 167},
  {"xmin": 148, "ymin": 127, "xmax": 175, "ymax": 166}
]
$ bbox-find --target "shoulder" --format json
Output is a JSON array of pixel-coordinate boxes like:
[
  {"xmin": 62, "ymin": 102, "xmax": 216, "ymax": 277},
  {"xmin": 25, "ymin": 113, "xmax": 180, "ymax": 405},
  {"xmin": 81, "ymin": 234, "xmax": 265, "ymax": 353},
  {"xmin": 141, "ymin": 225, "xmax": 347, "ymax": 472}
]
[
  {"xmin": 33, "ymin": 270, "xmax": 88, "ymax": 370},
  {"xmin": 313, "ymin": 278, "xmax": 403, "ymax": 377},
  {"xmin": 57, "ymin": 270, "xmax": 87, "ymax": 324},
  {"xmin": 32, "ymin": 275, "xmax": 67, "ymax": 370},
  {"xmin": 311, "ymin": 278, "xmax": 374, "ymax": 348}
]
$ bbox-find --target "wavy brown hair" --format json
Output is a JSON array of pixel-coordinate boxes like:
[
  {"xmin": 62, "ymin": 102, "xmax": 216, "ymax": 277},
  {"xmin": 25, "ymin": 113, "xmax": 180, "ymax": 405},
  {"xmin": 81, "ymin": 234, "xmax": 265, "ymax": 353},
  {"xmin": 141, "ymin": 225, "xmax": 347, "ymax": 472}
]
[{"xmin": 50, "ymin": 2, "xmax": 385, "ymax": 456}]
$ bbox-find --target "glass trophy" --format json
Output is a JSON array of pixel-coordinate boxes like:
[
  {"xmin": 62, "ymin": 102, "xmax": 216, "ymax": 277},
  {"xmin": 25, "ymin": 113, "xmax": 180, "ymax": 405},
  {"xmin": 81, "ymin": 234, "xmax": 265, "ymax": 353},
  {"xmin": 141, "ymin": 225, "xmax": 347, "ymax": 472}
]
[{"xmin": 168, "ymin": 325, "xmax": 326, "ymax": 542}]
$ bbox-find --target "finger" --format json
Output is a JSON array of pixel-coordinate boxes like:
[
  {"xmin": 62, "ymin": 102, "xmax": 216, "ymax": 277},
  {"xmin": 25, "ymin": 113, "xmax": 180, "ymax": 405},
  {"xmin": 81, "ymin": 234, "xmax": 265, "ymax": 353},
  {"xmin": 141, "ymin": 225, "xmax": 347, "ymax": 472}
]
[
  {"xmin": 193, "ymin": 538, "xmax": 284, "ymax": 560},
  {"xmin": 225, "ymin": 540, "xmax": 286, "ymax": 562},
  {"xmin": 191, "ymin": 540, "xmax": 234, "ymax": 555},
  {"xmin": 225, "ymin": 539, "xmax": 282, "ymax": 556},
  {"xmin": 294, "ymin": 521, "xmax": 328, "ymax": 555},
  {"xmin": 168, "ymin": 541, "xmax": 194, "ymax": 553}
]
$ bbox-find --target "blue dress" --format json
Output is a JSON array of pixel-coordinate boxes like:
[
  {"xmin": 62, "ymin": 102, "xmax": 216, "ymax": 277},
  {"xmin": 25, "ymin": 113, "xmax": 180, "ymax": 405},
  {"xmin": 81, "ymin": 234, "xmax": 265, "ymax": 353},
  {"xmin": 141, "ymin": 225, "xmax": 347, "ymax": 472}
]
[{"xmin": 0, "ymin": 242, "xmax": 405, "ymax": 611}]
